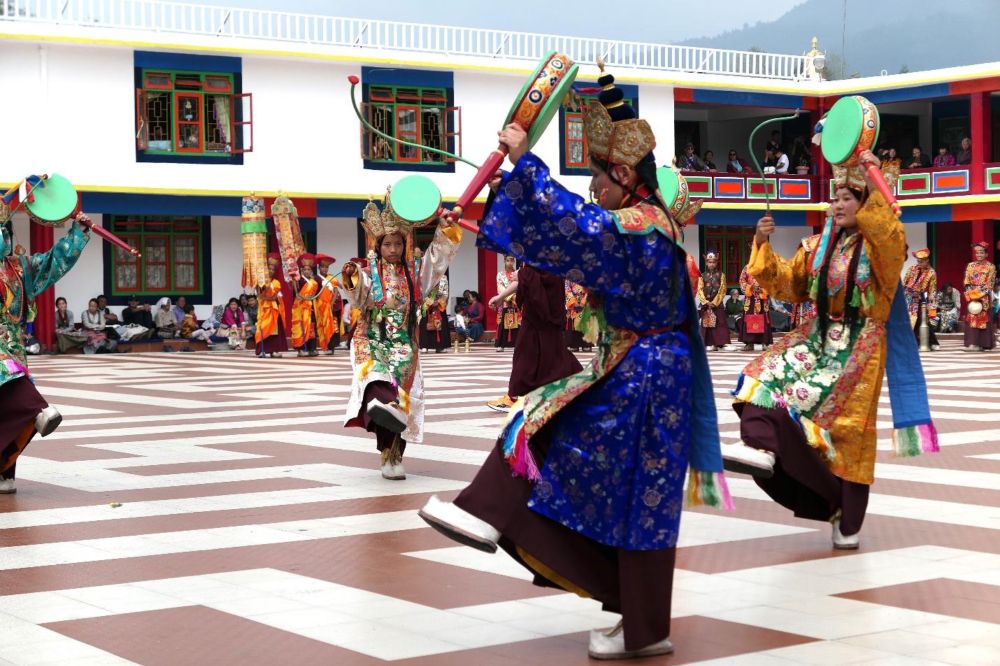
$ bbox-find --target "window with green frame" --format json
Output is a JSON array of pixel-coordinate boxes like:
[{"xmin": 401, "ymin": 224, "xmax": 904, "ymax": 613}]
[
  {"xmin": 559, "ymin": 87, "xmax": 636, "ymax": 176},
  {"xmin": 701, "ymin": 224, "xmax": 755, "ymax": 288},
  {"xmin": 360, "ymin": 85, "xmax": 460, "ymax": 165},
  {"xmin": 108, "ymin": 216, "xmax": 206, "ymax": 297},
  {"xmin": 135, "ymin": 70, "xmax": 253, "ymax": 156}
]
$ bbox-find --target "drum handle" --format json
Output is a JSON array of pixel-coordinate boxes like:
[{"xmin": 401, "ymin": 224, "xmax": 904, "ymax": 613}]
[
  {"xmin": 856, "ymin": 147, "xmax": 903, "ymax": 218},
  {"xmin": 77, "ymin": 217, "xmax": 142, "ymax": 257},
  {"xmin": 348, "ymin": 76, "xmax": 480, "ymax": 169},
  {"xmin": 747, "ymin": 110, "xmax": 801, "ymax": 213},
  {"xmin": 445, "ymin": 149, "xmax": 508, "ymax": 233}
]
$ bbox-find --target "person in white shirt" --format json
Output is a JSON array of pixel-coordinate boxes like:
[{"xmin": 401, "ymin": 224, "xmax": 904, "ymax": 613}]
[{"xmin": 774, "ymin": 147, "xmax": 790, "ymax": 174}]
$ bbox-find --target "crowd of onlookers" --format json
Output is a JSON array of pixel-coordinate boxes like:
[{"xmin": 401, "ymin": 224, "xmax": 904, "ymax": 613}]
[
  {"xmin": 677, "ymin": 131, "xmax": 974, "ymax": 176},
  {"xmin": 52, "ymin": 294, "xmax": 263, "ymax": 354}
]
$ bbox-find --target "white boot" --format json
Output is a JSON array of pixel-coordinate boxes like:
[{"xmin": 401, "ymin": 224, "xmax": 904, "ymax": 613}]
[
  {"xmin": 588, "ymin": 620, "xmax": 674, "ymax": 660},
  {"xmin": 418, "ymin": 495, "xmax": 500, "ymax": 553},
  {"xmin": 35, "ymin": 406, "xmax": 63, "ymax": 438},
  {"xmin": 0, "ymin": 478, "xmax": 16, "ymax": 494},
  {"xmin": 832, "ymin": 518, "xmax": 860, "ymax": 550},
  {"xmin": 721, "ymin": 441, "xmax": 776, "ymax": 478}
]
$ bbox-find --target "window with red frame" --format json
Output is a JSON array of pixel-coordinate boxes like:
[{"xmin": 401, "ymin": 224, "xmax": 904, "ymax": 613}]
[
  {"xmin": 107, "ymin": 216, "xmax": 206, "ymax": 297},
  {"xmin": 360, "ymin": 85, "xmax": 460, "ymax": 165}
]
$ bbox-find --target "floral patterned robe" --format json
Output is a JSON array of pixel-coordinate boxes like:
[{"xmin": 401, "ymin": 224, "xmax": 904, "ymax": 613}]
[
  {"xmin": 342, "ymin": 224, "xmax": 461, "ymax": 443},
  {"xmin": 963, "ymin": 260, "xmax": 995, "ymax": 330},
  {"xmin": 732, "ymin": 192, "xmax": 905, "ymax": 485},
  {"xmin": 1, "ymin": 223, "xmax": 89, "ymax": 387},
  {"xmin": 903, "ymin": 264, "xmax": 937, "ymax": 327},
  {"xmin": 496, "ymin": 269, "xmax": 521, "ymax": 330}
]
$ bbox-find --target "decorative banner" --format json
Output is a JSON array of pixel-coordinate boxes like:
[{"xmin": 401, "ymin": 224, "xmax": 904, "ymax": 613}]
[
  {"xmin": 714, "ymin": 177, "xmax": 746, "ymax": 199},
  {"xmin": 684, "ymin": 176, "xmax": 712, "ymax": 198},
  {"xmin": 271, "ymin": 194, "xmax": 305, "ymax": 282},
  {"xmin": 931, "ymin": 169, "xmax": 969, "ymax": 194},
  {"xmin": 241, "ymin": 195, "xmax": 269, "ymax": 289},
  {"xmin": 987, "ymin": 166, "xmax": 1000, "ymax": 192},
  {"xmin": 746, "ymin": 178, "xmax": 777, "ymax": 200}
]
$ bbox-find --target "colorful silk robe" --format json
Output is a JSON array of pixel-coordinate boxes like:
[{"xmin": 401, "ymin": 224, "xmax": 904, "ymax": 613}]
[
  {"xmin": 696, "ymin": 269, "xmax": 725, "ymax": 328},
  {"xmin": 255, "ymin": 278, "xmax": 285, "ymax": 344},
  {"xmin": 739, "ymin": 267, "xmax": 770, "ymax": 314},
  {"xmin": 496, "ymin": 269, "xmax": 521, "ymax": 330},
  {"xmin": 903, "ymin": 264, "xmax": 937, "ymax": 326},
  {"xmin": 564, "ymin": 280, "xmax": 587, "ymax": 329},
  {"xmin": 733, "ymin": 192, "xmax": 907, "ymax": 485},
  {"xmin": 963, "ymin": 260, "xmax": 995, "ymax": 330},
  {"xmin": 343, "ymin": 224, "xmax": 461, "ymax": 444},
  {"xmin": 315, "ymin": 274, "xmax": 341, "ymax": 349},
  {"xmin": 1, "ymin": 223, "xmax": 89, "ymax": 387},
  {"xmin": 423, "ymin": 275, "xmax": 449, "ymax": 331},
  {"xmin": 479, "ymin": 152, "xmax": 727, "ymax": 551}
]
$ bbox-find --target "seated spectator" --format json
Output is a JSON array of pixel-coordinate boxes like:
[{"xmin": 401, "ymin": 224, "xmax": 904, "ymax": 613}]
[
  {"xmin": 154, "ymin": 297, "xmax": 177, "ymax": 338},
  {"xmin": 904, "ymin": 146, "xmax": 931, "ymax": 169},
  {"xmin": 454, "ymin": 290, "xmax": 485, "ymax": 342},
  {"xmin": 933, "ymin": 146, "xmax": 956, "ymax": 168},
  {"xmin": 96, "ymin": 294, "xmax": 119, "ymax": 325},
  {"xmin": 955, "ymin": 137, "xmax": 972, "ymax": 165},
  {"xmin": 238, "ymin": 293, "xmax": 250, "ymax": 311},
  {"xmin": 703, "ymin": 150, "xmax": 718, "ymax": 171},
  {"xmin": 80, "ymin": 298, "xmax": 116, "ymax": 353},
  {"xmin": 180, "ymin": 304, "xmax": 214, "ymax": 342},
  {"xmin": 773, "ymin": 147, "xmax": 790, "ymax": 174},
  {"xmin": 219, "ymin": 297, "xmax": 249, "ymax": 349},
  {"xmin": 763, "ymin": 149, "xmax": 777, "ymax": 170},
  {"xmin": 724, "ymin": 288, "xmax": 742, "ymax": 330},
  {"xmin": 55, "ymin": 296, "xmax": 86, "ymax": 353},
  {"xmin": 726, "ymin": 150, "xmax": 750, "ymax": 173},
  {"xmin": 677, "ymin": 143, "xmax": 707, "ymax": 171},
  {"xmin": 122, "ymin": 295, "xmax": 154, "ymax": 329},
  {"xmin": 245, "ymin": 294, "xmax": 259, "ymax": 340},
  {"xmin": 880, "ymin": 147, "xmax": 901, "ymax": 169},
  {"xmin": 171, "ymin": 295, "xmax": 188, "ymax": 325},
  {"xmin": 937, "ymin": 282, "xmax": 961, "ymax": 333},
  {"xmin": 765, "ymin": 130, "xmax": 781, "ymax": 156}
]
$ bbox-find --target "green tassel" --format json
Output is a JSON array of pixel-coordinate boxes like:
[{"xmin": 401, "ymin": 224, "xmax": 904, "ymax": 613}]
[{"xmin": 849, "ymin": 286, "xmax": 861, "ymax": 307}]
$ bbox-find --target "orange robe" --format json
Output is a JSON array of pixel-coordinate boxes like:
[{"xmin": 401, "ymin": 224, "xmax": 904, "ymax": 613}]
[
  {"xmin": 291, "ymin": 277, "xmax": 320, "ymax": 348},
  {"xmin": 315, "ymin": 274, "xmax": 341, "ymax": 350},
  {"xmin": 255, "ymin": 278, "xmax": 285, "ymax": 344}
]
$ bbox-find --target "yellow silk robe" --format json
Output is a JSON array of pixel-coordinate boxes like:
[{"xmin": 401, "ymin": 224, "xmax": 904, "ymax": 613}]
[{"xmin": 735, "ymin": 192, "xmax": 905, "ymax": 484}]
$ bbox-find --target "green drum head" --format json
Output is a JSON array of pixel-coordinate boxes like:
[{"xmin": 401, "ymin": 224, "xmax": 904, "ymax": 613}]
[
  {"xmin": 525, "ymin": 63, "xmax": 578, "ymax": 149},
  {"xmin": 389, "ymin": 175, "xmax": 441, "ymax": 223},
  {"xmin": 24, "ymin": 173, "xmax": 78, "ymax": 223},
  {"xmin": 656, "ymin": 166, "xmax": 686, "ymax": 213},
  {"xmin": 821, "ymin": 97, "xmax": 865, "ymax": 165}
]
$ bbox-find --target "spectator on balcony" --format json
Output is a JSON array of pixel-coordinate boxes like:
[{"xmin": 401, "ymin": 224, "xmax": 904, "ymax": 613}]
[
  {"xmin": 773, "ymin": 147, "xmax": 790, "ymax": 174},
  {"xmin": 956, "ymin": 137, "xmax": 972, "ymax": 165},
  {"xmin": 904, "ymin": 146, "xmax": 931, "ymax": 169},
  {"xmin": 678, "ymin": 143, "xmax": 708, "ymax": 171},
  {"xmin": 726, "ymin": 150, "xmax": 751, "ymax": 173},
  {"xmin": 765, "ymin": 130, "xmax": 781, "ymax": 156},
  {"xmin": 703, "ymin": 150, "xmax": 718, "ymax": 171},
  {"xmin": 933, "ymin": 146, "xmax": 956, "ymax": 168},
  {"xmin": 880, "ymin": 147, "xmax": 901, "ymax": 170}
]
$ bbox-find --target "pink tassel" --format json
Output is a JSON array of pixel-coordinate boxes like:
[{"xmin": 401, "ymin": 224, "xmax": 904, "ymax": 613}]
[{"xmin": 919, "ymin": 423, "xmax": 940, "ymax": 453}]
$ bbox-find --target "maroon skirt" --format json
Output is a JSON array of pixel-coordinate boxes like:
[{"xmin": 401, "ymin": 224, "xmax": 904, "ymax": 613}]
[
  {"xmin": 737, "ymin": 313, "xmax": 774, "ymax": 345},
  {"xmin": 0, "ymin": 377, "xmax": 48, "ymax": 475},
  {"xmin": 701, "ymin": 306, "xmax": 730, "ymax": 347},
  {"xmin": 964, "ymin": 321, "xmax": 995, "ymax": 349},
  {"xmin": 508, "ymin": 326, "xmax": 582, "ymax": 398}
]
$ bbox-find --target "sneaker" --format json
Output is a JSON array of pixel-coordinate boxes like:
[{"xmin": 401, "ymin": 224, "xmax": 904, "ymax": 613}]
[
  {"xmin": 418, "ymin": 495, "xmax": 500, "ymax": 553},
  {"xmin": 832, "ymin": 518, "xmax": 860, "ymax": 550},
  {"xmin": 486, "ymin": 394, "xmax": 514, "ymax": 413},
  {"xmin": 964, "ymin": 345, "xmax": 982, "ymax": 352},
  {"xmin": 34, "ymin": 406, "xmax": 63, "ymax": 438},
  {"xmin": 367, "ymin": 399, "xmax": 407, "ymax": 434},
  {"xmin": 588, "ymin": 620, "xmax": 674, "ymax": 660},
  {"xmin": 721, "ymin": 442, "xmax": 776, "ymax": 478},
  {"xmin": 0, "ymin": 478, "xmax": 15, "ymax": 494}
]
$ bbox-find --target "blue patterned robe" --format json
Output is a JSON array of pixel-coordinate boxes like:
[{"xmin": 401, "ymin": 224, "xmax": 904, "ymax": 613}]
[
  {"xmin": 1, "ymin": 223, "xmax": 90, "ymax": 387},
  {"xmin": 479, "ymin": 153, "xmax": 726, "ymax": 551}
]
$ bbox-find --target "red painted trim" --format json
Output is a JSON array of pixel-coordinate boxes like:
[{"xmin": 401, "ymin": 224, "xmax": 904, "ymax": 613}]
[
  {"xmin": 970, "ymin": 92, "xmax": 990, "ymax": 193},
  {"xmin": 953, "ymin": 203, "xmax": 1000, "ymax": 222},
  {"xmin": 29, "ymin": 224, "xmax": 55, "ymax": 351},
  {"xmin": 674, "ymin": 88, "xmax": 695, "ymax": 103},
  {"xmin": 951, "ymin": 77, "xmax": 1000, "ymax": 96},
  {"xmin": 476, "ymin": 247, "xmax": 499, "ymax": 331}
]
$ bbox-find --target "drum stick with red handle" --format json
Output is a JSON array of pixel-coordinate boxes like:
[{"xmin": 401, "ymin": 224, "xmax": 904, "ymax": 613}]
[
  {"xmin": 856, "ymin": 146, "xmax": 902, "ymax": 218},
  {"xmin": 446, "ymin": 148, "xmax": 508, "ymax": 231},
  {"xmin": 77, "ymin": 217, "xmax": 142, "ymax": 257}
]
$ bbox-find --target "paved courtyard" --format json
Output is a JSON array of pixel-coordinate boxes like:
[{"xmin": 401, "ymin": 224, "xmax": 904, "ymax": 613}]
[{"xmin": 2, "ymin": 342, "xmax": 1000, "ymax": 665}]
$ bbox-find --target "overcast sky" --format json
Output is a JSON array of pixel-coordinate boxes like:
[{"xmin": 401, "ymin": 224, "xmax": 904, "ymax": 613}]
[{"xmin": 193, "ymin": 0, "xmax": 809, "ymax": 45}]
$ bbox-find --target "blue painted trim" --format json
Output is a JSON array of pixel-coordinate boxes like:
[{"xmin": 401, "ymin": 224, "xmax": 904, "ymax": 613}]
[
  {"xmin": 361, "ymin": 66, "xmax": 453, "ymax": 89},
  {"xmin": 134, "ymin": 50, "xmax": 241, "ymax": 73},
  {"xmin": 362, "ymin": 160, "xmax": 456, "ymax": 174},
  {"xmin": 694, "ymin": 208, "xmax": 808, "ymax": 227},
  {"xmin": 863, "ymin": 83, "xmax": 951, "ymax": 105},
  {"xmin": 904, "ymin": 204, "xmax": 953, "ymax": 223},
  {"xmin": 691, "ymin": 88, "xmax": 803, "ymax": 109},
  {"xmin": 83, "ymin": 193, "xmax": 238, "ymax": 216},
  {"xmin": 317, "ymin": 200, "xmax": 368, "ymax": 217}
]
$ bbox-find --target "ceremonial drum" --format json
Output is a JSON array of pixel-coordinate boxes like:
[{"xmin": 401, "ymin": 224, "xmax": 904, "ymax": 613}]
[
  {"xmin": 967, "ymin": 301, "xmax": 984, "ymax": 316},
  {"xmin": 388, "ymin": 175, "xmax": 442, "ymax": 226},
  {"xmin": 25, "ymin": 174, "xmax": 140, "ymax": 256},
  {"xmin": 23, "ymin": 174, "xmax": 78, "ymax": 224},
  {"xmin": 821, "ymin": 95, "xmax": 902, "ymax": 217},
  {"xmin": 656, "ymin": 166, "xmax": 690, "ymax": 221},
  {"xmin": 450, "ymin": 51, "xmax": 580, "ymax": 229}
]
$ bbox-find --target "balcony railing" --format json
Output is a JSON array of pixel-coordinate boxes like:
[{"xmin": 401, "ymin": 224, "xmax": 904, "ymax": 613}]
[{"xmin": 0, "ymin": 0, "xmax": 811, "ymax": 80}]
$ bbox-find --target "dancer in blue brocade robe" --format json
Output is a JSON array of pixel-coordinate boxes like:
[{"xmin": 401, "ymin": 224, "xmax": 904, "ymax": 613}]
[{"xmin": 420, "ymin": 65, "xmax": 730, "ymax": 661}]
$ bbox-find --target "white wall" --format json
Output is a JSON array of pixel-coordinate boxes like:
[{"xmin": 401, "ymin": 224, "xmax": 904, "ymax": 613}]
[{"xmin": 50, "ymin": 215, "xmax": 106, "ymax": 319}]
